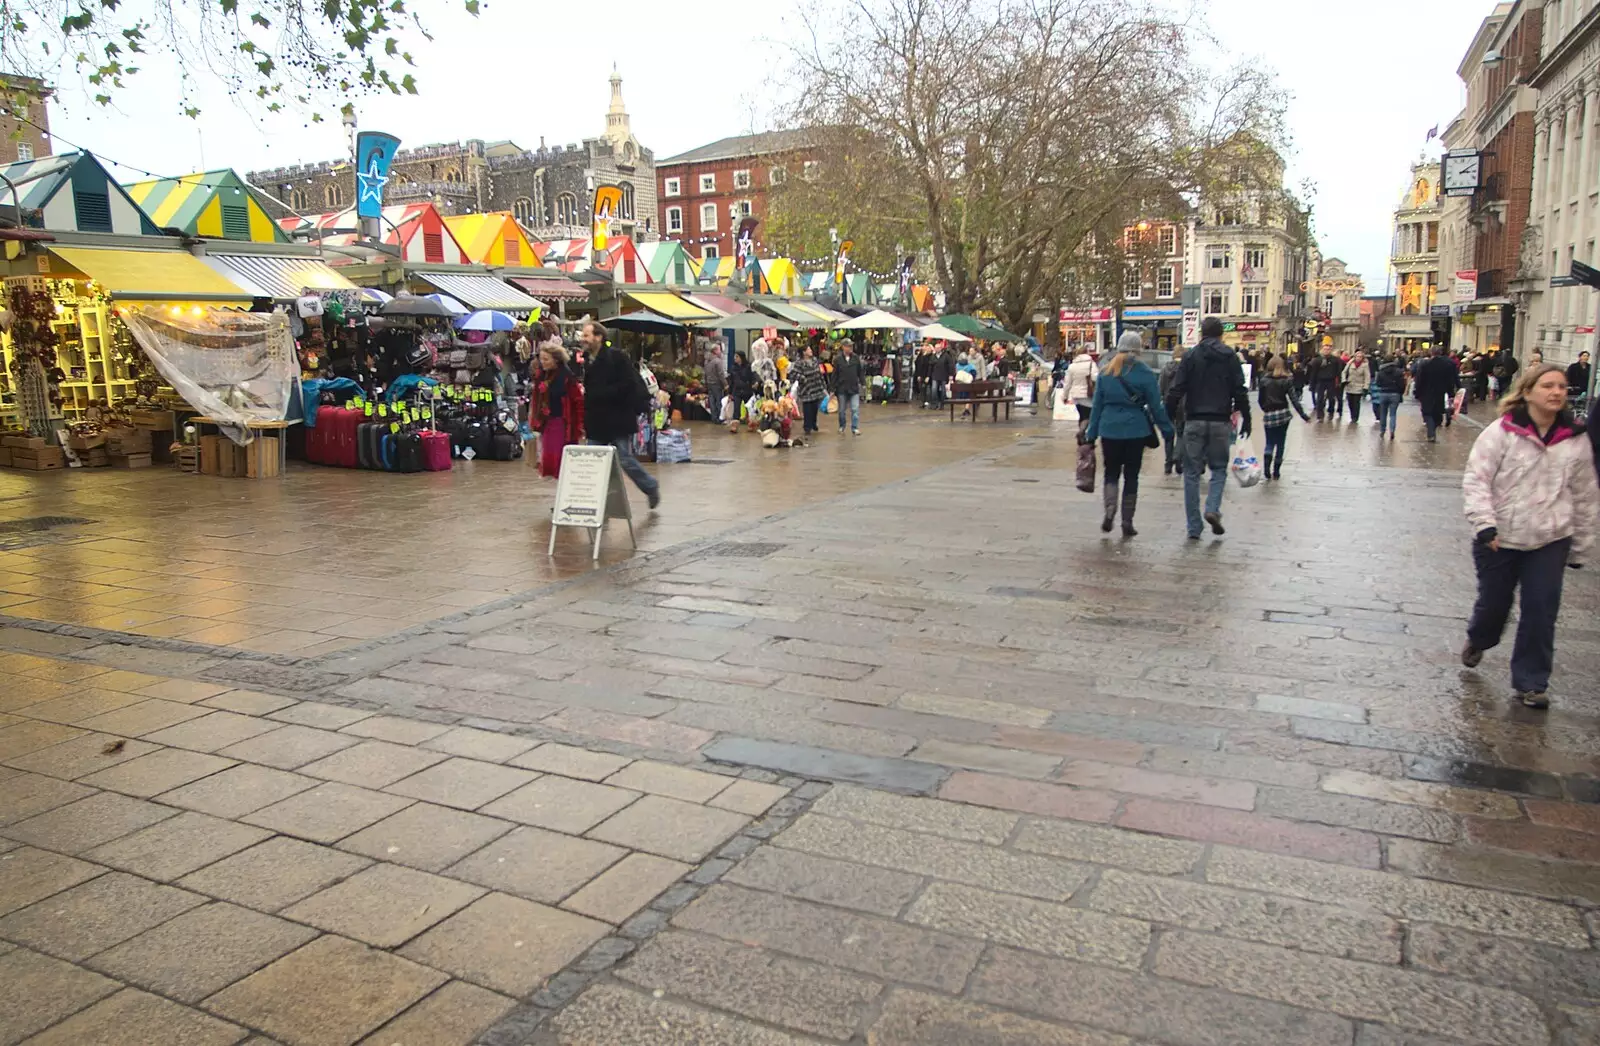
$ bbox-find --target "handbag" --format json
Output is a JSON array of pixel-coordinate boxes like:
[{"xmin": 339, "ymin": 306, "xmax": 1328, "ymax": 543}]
[
  {"xmin": 1114, "ymin": 375, "xmax": 1162, "ymax": 450},
  {"xmin": 1075, "ymin": 436, "xmax": 1097, "ymax": 492}
]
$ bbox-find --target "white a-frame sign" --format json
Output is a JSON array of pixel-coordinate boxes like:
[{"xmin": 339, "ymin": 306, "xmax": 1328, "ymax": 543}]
[{"xmin": 548, "ymin": 444, "xmax": 637, "ymax": 560}]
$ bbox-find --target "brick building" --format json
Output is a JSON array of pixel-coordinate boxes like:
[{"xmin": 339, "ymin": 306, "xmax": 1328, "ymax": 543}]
[
  {"xmin": 1117, "ymin": 219, "xmax": 1189, "ymax": 352},
  {"xmin": 247, "ymin": 73, "xmax": 655, "ymax": 243},
  {"xmin": 654, "ymin": 131, "xmax": 812, "ymax": 261},
  {"xmin": 0, "ymin": 75, "xmax": 53, "ymax": 164}
]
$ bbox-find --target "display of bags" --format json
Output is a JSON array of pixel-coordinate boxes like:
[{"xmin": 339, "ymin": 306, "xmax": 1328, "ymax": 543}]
[
  {"xmin": 1230, "ymin": 452, "xmax": 1263, "ymax": 488},
  {"xmin": 1075, "ymin": 438, "xmax": 1097, "ymax": 492},
  {"xmin": 656, "ymin": 428, "xmax": 692, "ymax": 463}
]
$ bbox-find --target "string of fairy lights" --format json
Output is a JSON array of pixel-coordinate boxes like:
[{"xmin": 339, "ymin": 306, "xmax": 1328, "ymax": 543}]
[{"xmin": 661, "ymin": 236, "xmax": 907, "ymax": 282}]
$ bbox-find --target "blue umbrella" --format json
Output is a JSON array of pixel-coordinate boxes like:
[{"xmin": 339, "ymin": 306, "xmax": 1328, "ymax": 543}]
[
  {"xmin": 455, "ymin": 309, "xmax": 518, "ymax": 332},
  {"xmin": 423, "ymin": 293, "xmax": 470, "ymax": 316}
]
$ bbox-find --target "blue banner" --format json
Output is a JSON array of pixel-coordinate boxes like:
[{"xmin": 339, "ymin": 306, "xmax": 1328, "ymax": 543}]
[{"xmin": 355, "ymin": 131, "xmax": 401, "ymax": 219}]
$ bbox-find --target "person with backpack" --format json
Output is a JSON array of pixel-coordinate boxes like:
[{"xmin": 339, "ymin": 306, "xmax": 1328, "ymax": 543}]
[
  {"xmin": 1084, "ymin": 332, "xmax": 1174, "ymax": 537},
  {"xmin": 1462, "ymin": 364, "xmax": 1598, "ymax": 708},
  {"xmin": 1257, "ymin": 356, "xmax": 1311, "ymax": 480},
  {"xmin": 1372, "ymin": 355, "xmax": 1408, "ymax": 440},
  {"xmin": 580, "ymin": 320, "xmax": 660, "ymax": 509}
]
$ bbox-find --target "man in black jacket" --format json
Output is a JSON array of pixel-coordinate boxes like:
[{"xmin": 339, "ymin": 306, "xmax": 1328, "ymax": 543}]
[
  {"xmin": 835, "ymin": 338, "xmax": 864, "ymax": 435},
  {"xmin": 1308, "ymin": 346, "xmax": 1341, "ymax": 421},
  {"xmin": 581, "ymin": 321, "xmax": 660, "ymax": 508},
  {"xmin": 1165, "ymin": 317, "xmax": 1251, "ymax": 539},
  {"xmin": 1414, "ymin": 345, "xmax": 1460, "ymax": 443}
]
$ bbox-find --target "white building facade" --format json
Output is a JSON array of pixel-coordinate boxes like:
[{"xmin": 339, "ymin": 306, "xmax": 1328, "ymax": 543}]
[
  {"xmin": 1382, "ymin": 161, "xmax": 1444, "ymax": 356},
  {"xmin": 1309, "ymin": 258, "xmax": 1365, "ymax": 357},
  {"xmin": 1524, "ymin": 0, "xmax": 1600, "ymax": 365},
  {"xmin": 1191, "ymin": 149, "xmax": 1313, "ymax": 355}
]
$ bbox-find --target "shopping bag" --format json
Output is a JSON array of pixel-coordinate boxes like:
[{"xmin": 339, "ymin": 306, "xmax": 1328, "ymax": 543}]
[
  {"xmin": 1230, "ymin": 452, "xmax": 1263, "ymax": 488},
  {"xmin": 823, "ymin": 394, "xmax": 837, "ymax": 414},
  {"xmin": 657, "ymin": 428, "xmax": 692, "ymax": 463},
  {"xmin": 719, "ymin": 395, "xmax": 733, "ymax": 423},
  {"xmin": 1052, "ymin": 386, "xmax": 1074, "ymax": 423},
  {"xmin": 1451, "ymin": 389, "xmax": 1466, "ymax": 416},
  {"xmin": 1075, "ymin": 439, "xmax": 1097, "ymax": 492}
]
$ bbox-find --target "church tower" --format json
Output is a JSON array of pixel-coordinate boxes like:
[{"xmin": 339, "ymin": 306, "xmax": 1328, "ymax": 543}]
[{"xmin": 605, "ymin": 68, "xmax": 631, "ymax": 148}]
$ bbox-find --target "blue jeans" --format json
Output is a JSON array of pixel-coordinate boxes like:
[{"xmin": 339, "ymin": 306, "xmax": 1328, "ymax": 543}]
[
  {"xmin": 1262, "ymin": 424, "xmax": 1288, "ymax": 477},
  {"xmin": 1181, "ymin": 419, "xmax": 1232, "ymax": 536},
  {"xmin": 592, "ymin": 437, "xmax": 658, "ymax": 499},
  {"xmin": 837, "ymin": 392, "xmax": 861, "ymax": 431},
  {"xmin": 1469, "ymin": 538, "xmax": 1570, "ymax": 693},
  {"xmin": 1373, "ymin": 392, "xmax": 1400, "ymax": 435}
]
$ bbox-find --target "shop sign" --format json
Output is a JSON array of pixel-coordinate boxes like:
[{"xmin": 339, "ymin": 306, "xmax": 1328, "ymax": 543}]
[
  {"xmin": 1430, "ymin": 305, "xmax": 1452, "ymax": 317},
  {"xmin": 1226, "ymin": 321, "xmax": 1272, "ymax": 332},
  {"xmin": 1453, "ymin": 270, "xmax": 1477, "ymax": 304},
  {"xmin": 1300, "ymin": 278, "xmax": 1363, "ymax": 293},
  {"xmin": 1181, "ymin": 308, "xmax": 1200, "ymax": 348},
  {"xmin": 1059, "ymin": 307, "xmax": 1113, "ymax": 323},
  {"xmin": 1123, "ymin": 306, "xmax": 1182, "ymax": 320}
]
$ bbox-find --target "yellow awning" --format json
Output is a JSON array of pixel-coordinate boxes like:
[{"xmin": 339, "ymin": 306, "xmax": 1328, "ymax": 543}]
[
  {"xmin": 624, "ymin": 291, "xmax": 716, "ymax": 321},
  {"xmin": 48, "ymin": 246, "xmax": 252, "ymax": 301}
]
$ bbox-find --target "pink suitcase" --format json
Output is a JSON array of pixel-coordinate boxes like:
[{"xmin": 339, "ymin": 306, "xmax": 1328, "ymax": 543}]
[
  {"xmin": 419, "ymin": 430, "xmax": 452, "ymax": 471},
  {"xmin": 333, "ymin": 407, "xmax": 362, "ymax": 469}
]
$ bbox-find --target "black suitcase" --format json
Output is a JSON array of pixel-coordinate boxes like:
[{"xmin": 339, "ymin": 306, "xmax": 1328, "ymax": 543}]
[
  {"xmin": 444, "ymin": 419, "xmax": 468, "ymax": 457},
  {"xmin": 490, "ymin": 430, "xmax": 520, "ymax": 461},
  {"xmin": 396, "ymin": 432, "xmax": 423, "ymax": 473},
  {"xmin": 464, "ymin": 421, "xmax": 493, "ymax": 460},
  {"xmin": 357, "ymin": 422, "xmax": 382, "ymax": 469}
]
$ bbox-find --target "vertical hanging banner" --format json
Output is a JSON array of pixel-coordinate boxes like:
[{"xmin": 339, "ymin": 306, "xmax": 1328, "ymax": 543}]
[
  {"xmin": 354, "ymin": 132, "xmax": 401, "ymax": 219},
  {"xmin": 592, "ymin": 185, "xmax": 623, "ymax": 252},
  {"xmin": 736, "ymin": 218, "xmax": 760, "ymax": 290},
  {"xmin": 833, "ymin": 239, "xmax": 854, "ymax": 299},
  {"xmin": 898, "ymin": 255, "xmax": 914, "ymax": 308}
]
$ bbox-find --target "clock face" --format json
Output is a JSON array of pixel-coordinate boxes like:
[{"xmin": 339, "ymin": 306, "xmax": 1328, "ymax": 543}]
[{"xmin": 1445, "ymin": 153, "xmax": 1481, "ymax": 189}]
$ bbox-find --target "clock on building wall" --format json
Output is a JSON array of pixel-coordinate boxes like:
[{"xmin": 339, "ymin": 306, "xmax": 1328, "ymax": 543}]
[{"xmin": 1442, "ymin": 152, "xmax": 1483, "ymax": 197}]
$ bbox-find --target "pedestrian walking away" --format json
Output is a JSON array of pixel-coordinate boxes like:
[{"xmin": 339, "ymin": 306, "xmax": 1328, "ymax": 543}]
[
  {"xmin": 580, "ymin": 320, "xmax": 661, "ymax": 509},
  {"xmin": 792, "ymin": 345, "xmax": 827, "ymax": 435},
  {"xmin": 1257, "ymin": 355, "xmax": 1310, "ymax": 480},
  {"xmin": 1372, "ymin": 356, "xmax": 1407, "ymax": 440},
  {"xmin": 1085, "ymin": 332, "xmax": 1174, "ymax": 537},
  {"xmin": 1415, "ymin": 345, "xmax": 1460, "ymax": 442},
  {"xmin": 1158, "ymin": 346, "xmax": 1186, "ymax": 475},
  {"xmin": 1308, "ymin": 346, "xmax": 1340, "ymax": 421},
  {"xmin": 1063, "ymin": 349, "xmax": 1098, "ymax": 431},
  {"xmin": 1461, "ymin": 365, "xmax": 1598, "ymax": 708},
  {"xmin": 1342, "ymin": 350, "xmax": 1370, "ymax": 423},
  {"xmin": 1165, "ymin": 316, "xmax": 1252, "ymax": 539},
  {"xmin": 834, "ymin": 338, "xmax": 865, "ymax": 435}
]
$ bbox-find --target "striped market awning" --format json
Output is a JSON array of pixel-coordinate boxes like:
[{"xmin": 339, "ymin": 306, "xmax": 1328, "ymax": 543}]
[{"xmin": 203, "ymin": 253, "xmax": 357, "ymax": 300}]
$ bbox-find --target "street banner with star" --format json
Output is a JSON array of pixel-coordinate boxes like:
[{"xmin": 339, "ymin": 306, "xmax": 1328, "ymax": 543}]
[{"xmin": 355, "ymin": 131, "xmax": 401, "ymax": 219}]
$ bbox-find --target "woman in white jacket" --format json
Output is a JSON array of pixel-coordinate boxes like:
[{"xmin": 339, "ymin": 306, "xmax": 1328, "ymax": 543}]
[
  {"xmin": 1062, "ymin": 350, "xmax": 1099, "ymax": 428},
  {"xmin": 1461, "ymin": 364, "xmax": 1599, "ymax": 708}
]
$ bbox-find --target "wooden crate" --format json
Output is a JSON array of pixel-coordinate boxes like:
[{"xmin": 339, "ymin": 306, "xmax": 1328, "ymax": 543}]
[{"xmin": 12, "ymin": 447, "xmax": 65, "ymax": 470}]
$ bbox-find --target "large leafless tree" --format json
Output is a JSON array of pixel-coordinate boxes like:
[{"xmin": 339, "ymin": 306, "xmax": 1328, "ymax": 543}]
[{"xmin": 769, "ymin": 0, "xmax": 1288, "ymax": 330}]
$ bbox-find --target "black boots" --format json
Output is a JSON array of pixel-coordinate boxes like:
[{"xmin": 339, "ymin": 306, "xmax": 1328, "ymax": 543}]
[
  {"xmin": 1121, "ymin": 491, "xmax": 1138, "ymax": 537},
  {"xmin": 1103, "ymin": 481, "xmax": 1137, "ymax": 537}
]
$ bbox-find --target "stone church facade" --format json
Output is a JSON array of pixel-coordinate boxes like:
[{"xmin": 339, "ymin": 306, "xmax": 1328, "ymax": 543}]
[{"xmin": 248, "ymin": 72, "xmax": 656, "ymax": 243}]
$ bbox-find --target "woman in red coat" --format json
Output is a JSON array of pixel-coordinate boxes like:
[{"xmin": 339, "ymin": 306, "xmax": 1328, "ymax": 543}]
[{"xmin": 530, "ymin": 344, "xmax": 584, "ymax": 477}]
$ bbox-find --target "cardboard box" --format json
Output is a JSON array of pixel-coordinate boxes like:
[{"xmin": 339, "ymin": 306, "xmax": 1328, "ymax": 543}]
[
  {"xmin": 110, "ymin": 453, "xmax": 152, "ymax": 469},
  {"xmin": 66, "ymin": 432, "xmax": 106, "ymax": 451},
  {"xmin": 12, "ymin": 447, "xmax": 65, "ymax": 470},
  {"xmin": 2, "ymin": 434, "xmax": 45, "ymax": 450}
]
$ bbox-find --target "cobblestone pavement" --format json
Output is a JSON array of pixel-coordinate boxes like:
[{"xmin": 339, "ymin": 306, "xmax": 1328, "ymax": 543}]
[{"xmin": 0, "ymin": 401, "xmax": 1596, "ymax": 1045}]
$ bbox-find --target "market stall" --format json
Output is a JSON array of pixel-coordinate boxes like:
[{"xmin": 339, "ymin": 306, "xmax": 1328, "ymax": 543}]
[{"xmin": 125, "ymin": 169, "xmax": 289, "ymax": 244}]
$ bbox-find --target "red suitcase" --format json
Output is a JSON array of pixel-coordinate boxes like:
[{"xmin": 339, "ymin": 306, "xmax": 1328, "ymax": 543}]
[
  {"xmin": 308, "ymin": 406, "xmax": 337, "ymax": 464},
  {"xmin": 333, "ymin": 407, "xmax": 362, "ymax": 469},
  {"xmin": 419, "ymin": 430, "xmax": 452, "ymax": 471}
]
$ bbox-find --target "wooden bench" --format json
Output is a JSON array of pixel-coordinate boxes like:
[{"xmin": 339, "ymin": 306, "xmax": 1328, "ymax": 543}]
[{"xmin": 949, "ymin": 380, "xmax": 1013, "ymax": 422}]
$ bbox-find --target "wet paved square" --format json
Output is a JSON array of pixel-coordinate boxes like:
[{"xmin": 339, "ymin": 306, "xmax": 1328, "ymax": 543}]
[{"xmin": 0, "ymin": 405, "xmax": 1594, "ymax": 1044}]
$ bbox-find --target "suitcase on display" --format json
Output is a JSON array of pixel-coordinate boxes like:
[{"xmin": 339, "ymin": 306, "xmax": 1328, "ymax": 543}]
[
  {"xmin": 419, "ymin": 430, "xmax": 452, "ymax": 471},
  {"xmin": 490, "ymin": 430, "xmax": 520, "ymax": 461},
  {"xmin": 358, "ymin": 423, "xmax": 383, "ymax": 469},
  {"xmin": 379, "ymin": 433, "xmax": 397, "ymax": 472},
  {"xmin": 307, "ymin": 407, "xmax": 335, "ymax": 464},
  {"xmin": 463, "ymin": 421, "xmax": 492, "ymax": 460},
  {"xmin": 333, "ymin": 408, "xmax": 361, "ymax": 468},
  {"xmin": 395, "ymin": 432, "xmax": 423, "ymax": 473}
]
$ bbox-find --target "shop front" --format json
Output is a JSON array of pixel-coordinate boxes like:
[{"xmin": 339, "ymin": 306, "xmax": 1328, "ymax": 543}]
[
  {"xmin": 1059, "ymin": 308, "xmax": 1112, "ymax": 356},
  {"xmin": 1220, "ymin": 320, "xmax": 1275, "ymax": 354},
  {"xmin": 1121, "ymin": 306, "xmax": 1183, "ymax": 354}
]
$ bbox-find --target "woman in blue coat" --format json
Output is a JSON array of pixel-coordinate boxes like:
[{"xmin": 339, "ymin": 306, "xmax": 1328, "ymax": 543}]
[{"xmin": 1085, "ymin": 331, "xmax": 1176, "ymax": 537}]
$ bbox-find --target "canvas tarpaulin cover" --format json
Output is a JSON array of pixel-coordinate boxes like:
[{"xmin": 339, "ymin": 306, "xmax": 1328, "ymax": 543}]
[{"xmin": 121, "ymin": 306, "xmax": 295, "ymax": 445}]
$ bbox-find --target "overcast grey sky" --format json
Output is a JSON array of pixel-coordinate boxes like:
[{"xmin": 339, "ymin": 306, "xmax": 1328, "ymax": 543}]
[{"xmin": 44, "ymin": 0, "xmax": 1494, "ymax": 292}]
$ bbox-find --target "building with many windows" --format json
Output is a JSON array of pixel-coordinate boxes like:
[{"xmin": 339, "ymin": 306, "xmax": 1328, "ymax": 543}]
[
  {"xmin": 1382, "ymin": 160, "xmax": 1444, "ymax": 356},
  {"xmin": 1190, "ymin": 144, "xmax": 1315, "ymax": 355},
  {"xmin": 1521, "ymin": 0, "xmax": 1600, "ymax": 365},
  {"xmin": 248, "ymin": 72, "xmax": 655, "ymax": 245},
  {"xmin": 653, "ymin": 131, "xmax": 813, "ymax": 261},
  {"xmin": 1116, "ymin": 219, "xmax": 1188, "ymax": 352}
]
